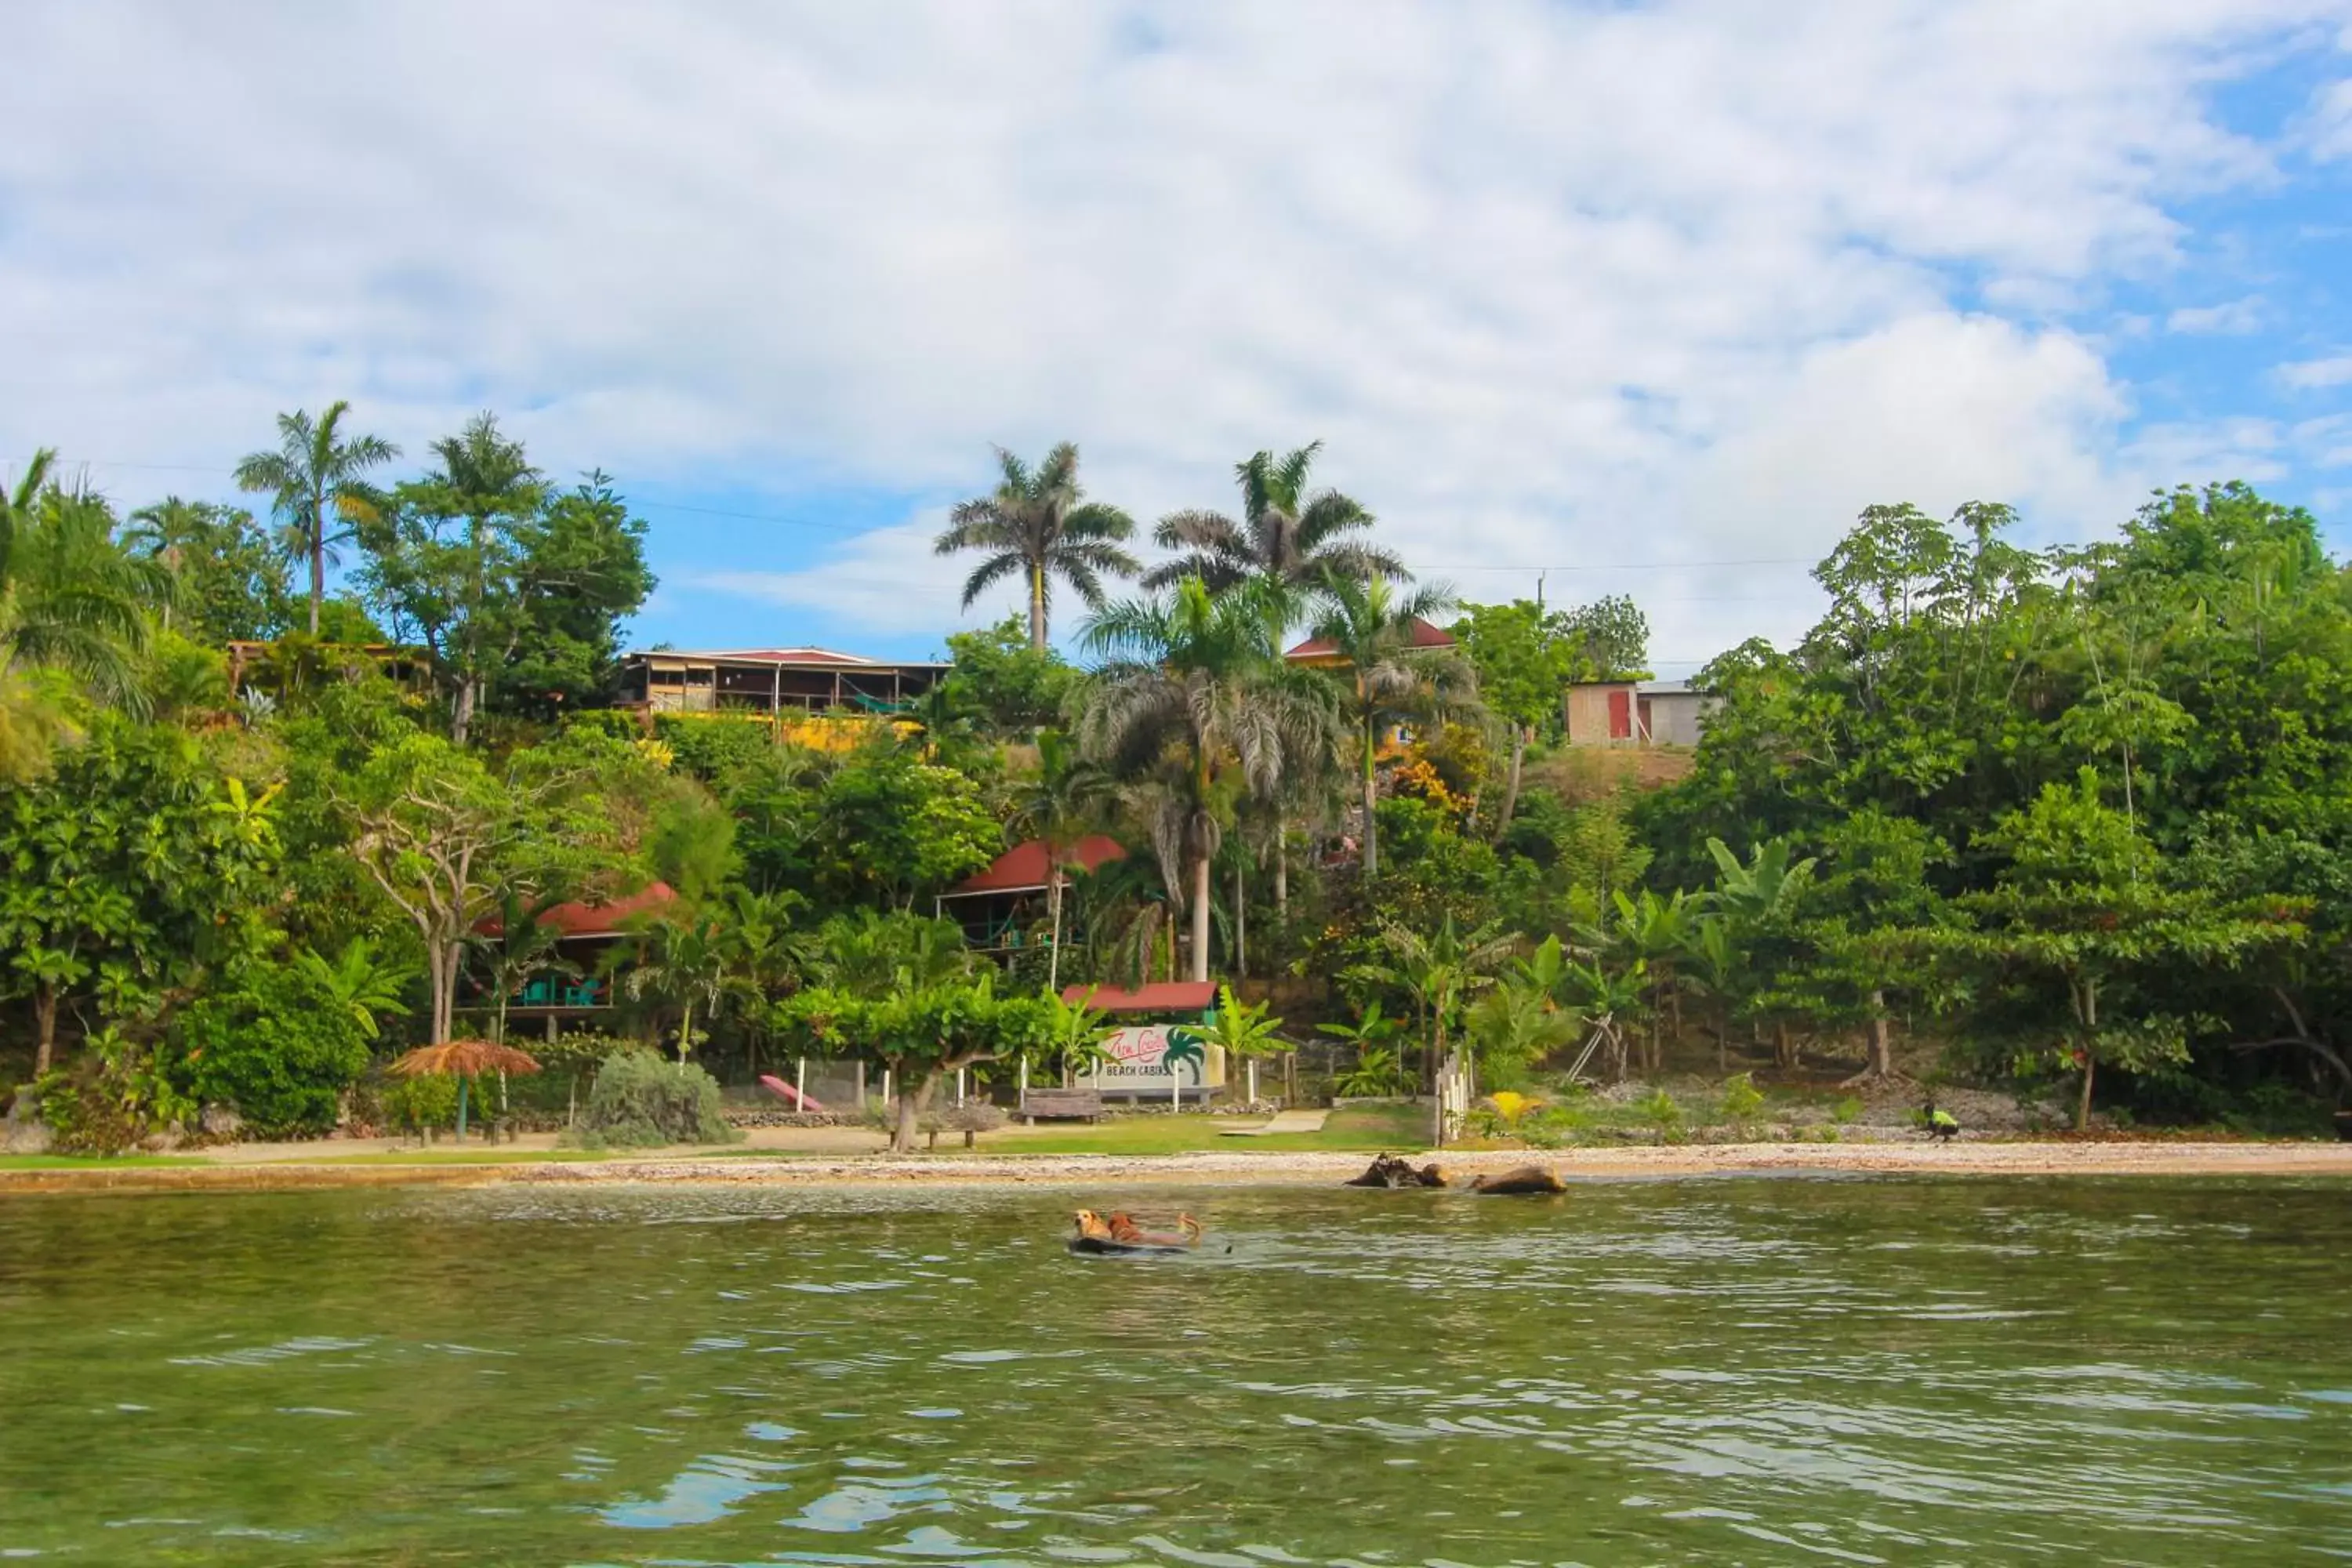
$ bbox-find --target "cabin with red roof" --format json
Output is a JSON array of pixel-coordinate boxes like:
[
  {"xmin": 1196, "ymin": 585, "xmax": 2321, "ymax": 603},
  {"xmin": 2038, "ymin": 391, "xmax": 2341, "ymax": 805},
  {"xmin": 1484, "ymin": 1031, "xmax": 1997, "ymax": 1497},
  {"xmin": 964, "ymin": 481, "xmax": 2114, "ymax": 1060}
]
[
  {"xmin": 1283, "ymin": 617, "xmax": 1458, "ymax": 750},
  {"xmin": 616, "ymin": 646, "xmax": 948, "ymax": 717},
  {"xmin": 1282, "ymin": 616, "xmax": 1456, "ymax": 668},
  {"xmin": 935, "ymin": 836, "xmax": 1127, "ymax": 955},
  {"xmin": 467, "ymin": 882, "xmax": 677, "ymax": 1034}
]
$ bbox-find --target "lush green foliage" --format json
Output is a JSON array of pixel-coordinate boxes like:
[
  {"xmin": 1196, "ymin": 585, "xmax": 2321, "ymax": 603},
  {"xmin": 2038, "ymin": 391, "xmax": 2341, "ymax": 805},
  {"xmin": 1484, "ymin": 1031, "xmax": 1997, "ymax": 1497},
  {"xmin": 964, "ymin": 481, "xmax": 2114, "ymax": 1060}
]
[{"xmin": 6, "ymin": 408, "xmax": 2350, "ymax": 1144}]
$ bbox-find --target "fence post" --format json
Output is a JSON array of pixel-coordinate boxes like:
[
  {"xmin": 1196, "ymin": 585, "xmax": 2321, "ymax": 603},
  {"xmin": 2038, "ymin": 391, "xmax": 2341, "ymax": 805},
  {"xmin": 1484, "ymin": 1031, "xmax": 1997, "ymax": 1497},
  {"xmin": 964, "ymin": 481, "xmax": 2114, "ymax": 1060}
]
[
  {"xmin": 1018, "ymin": 1058, "xmax": 1029, "ymax": 1111},
  {"xmin": 795, "ymin": 1055, "xmax": 806, "ymax": 1111},
  {"xmin": 855, "ymin": 1060, "xmax": 866, "ymax": 1107}
]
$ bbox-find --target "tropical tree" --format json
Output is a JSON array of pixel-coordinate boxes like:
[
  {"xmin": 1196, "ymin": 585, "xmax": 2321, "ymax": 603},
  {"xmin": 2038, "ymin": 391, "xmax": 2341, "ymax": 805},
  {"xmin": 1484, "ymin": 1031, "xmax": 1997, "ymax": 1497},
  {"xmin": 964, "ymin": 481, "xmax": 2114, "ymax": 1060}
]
[
  {"xmin": 1359, "ymin": 915, "xmax": 1515, "ymax": 1088},
  {"xmin": 1076, "ymin": 578, "xmax": 1340, "ymax": 982},
  {"xmin": 2, "ymin": 452, "xmax": 172, "ymax": 715},
  {"xmin": 234, "ymin": 401, "xmax": 400, "ymax": 636},
  {"xmin": 1145, "ymin": 441, "xmax": 1402, "ymax": 594},
  {"xmin": 1306, "ymin": 572, "xmax": 1475, "ymax": 877},
  {"xmin": 934, "ymin": 443, "xmax": 1139, "ymax": 652},
  {"xmin": 0, "ymin": 714, "xmax": 281, "ymax": 1073},
  {"xmin": 621, "ymin": 911, "xmax": 734, "ymax": 1062},
  {"xmin": 361, "ymin": 412, "xmax": 545, "ymax": 743},
  {"xmin": 1200, "ymin": 984, "xmax": 1286, "ymax": 1099},
  {"xmin": 1929, "ymin": 771, "xmax": 2298, "ymax": 1129},
  {"xmin": 1004, "ymin": 729, "xmax": 1114, "ymax": 989},
  {"xmin": 121, "ymin": 497, "xmax": 293, "ymax": 642},
  {"xmin": 1467, "ymin": 935, "xmax": 1584, "ymax": 1088}
]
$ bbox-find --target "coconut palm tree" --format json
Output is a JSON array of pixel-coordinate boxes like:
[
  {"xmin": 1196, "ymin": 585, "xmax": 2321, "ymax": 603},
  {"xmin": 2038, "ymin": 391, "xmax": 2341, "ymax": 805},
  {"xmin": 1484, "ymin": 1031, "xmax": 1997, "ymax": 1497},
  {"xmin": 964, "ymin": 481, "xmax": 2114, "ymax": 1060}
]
[
  {"xmin": 234, "ymin": 401, "xmax": 400, "ymax": 635},
  {"xmin": 935, "ymin": 443, "xmax": 1140, "ymax": 652},
  {"xmin": 1306, "ymin": 572, "xmax": 1476, "ymax": 877},
  {"xmin": 1076, "ymin": 578, "xmax": 1339, "ymax": 983},
  {"xmin": 1, "ymin": 452, "xmax": 172, "ymax": 716},
  {"xmin": 1144, "ymin": 441, "xmax": 1403, "ymax": 595}
]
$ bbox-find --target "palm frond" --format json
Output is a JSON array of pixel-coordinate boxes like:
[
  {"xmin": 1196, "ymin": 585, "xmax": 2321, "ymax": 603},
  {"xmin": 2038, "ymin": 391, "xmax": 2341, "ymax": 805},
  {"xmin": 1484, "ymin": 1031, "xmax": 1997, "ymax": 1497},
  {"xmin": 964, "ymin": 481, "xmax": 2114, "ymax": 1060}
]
[{"xmin": 957, "ymin": 550, "xmax": 1027, "ymax": 610}]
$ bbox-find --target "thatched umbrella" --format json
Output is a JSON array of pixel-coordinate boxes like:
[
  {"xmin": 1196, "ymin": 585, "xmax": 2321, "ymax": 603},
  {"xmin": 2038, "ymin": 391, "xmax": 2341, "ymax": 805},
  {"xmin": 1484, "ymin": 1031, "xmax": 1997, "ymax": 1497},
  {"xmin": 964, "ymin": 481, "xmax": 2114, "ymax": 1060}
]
[{"xmin": 389, "ymin": 1040, "xmax": 542, "ymax": 1142}]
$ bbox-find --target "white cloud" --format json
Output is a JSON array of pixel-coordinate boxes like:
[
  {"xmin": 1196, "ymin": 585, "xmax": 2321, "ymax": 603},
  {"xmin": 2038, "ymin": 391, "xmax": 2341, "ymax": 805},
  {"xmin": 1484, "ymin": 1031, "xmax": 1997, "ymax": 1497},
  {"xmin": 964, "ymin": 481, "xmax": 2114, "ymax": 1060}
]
[
  {"xmin": 0, "ymin": 0, "xmax": 2343, "ymax": 660},
  {"xmin": 2311, "ymin": 76, "xmax": 2352, "ymax": 159},
  {"xmin": 2166, "ymin": 296, "xmax": 2266, "ymax": 334},
  {"xmin": 2280, "ymin": 354, "xmax": 2352, "ymax": 389}
]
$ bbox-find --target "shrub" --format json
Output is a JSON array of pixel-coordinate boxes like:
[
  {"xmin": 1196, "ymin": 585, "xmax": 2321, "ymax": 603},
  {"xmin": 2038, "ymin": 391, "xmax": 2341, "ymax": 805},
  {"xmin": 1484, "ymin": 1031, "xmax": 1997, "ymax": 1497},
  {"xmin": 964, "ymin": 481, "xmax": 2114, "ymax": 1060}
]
[
  {"xmin": 564, "ymin": 1051, "xmax": 739, "ymax": 1149},
  {"xmin": 1635, "ymin": 1087, "xmax": 1682, "ymax": 1138},
  {"xmin": 1332, "ymin": 1047, "xmax": 1410, "ymax": 1098},
  {"xmin": 1831, "ymin": 1095, "xmax": 1864, "ymax": 1126},
  {"xmin": 174, "ymin": 966, "xmax": 372, "ymax": 1137},
  {"xmin": 382, "ymin": 1072, "xmax": 459, "ymax": 1134},
  {"xmin": 34, "ymin": 1031, "xmax": 198, "ymax": 1156},
  {"xmin": 1718, "ymin": 1073, "xmax": 1765, "ymax": 1124}
]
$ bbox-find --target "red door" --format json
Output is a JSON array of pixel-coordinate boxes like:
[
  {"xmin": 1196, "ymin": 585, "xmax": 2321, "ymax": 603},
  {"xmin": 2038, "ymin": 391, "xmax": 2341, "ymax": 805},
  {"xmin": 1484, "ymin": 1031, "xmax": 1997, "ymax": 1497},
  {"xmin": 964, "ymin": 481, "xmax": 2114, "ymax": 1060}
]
[{"xmin": 1607, "ymin": 688, "xmax": 1632, "ymax": 739}]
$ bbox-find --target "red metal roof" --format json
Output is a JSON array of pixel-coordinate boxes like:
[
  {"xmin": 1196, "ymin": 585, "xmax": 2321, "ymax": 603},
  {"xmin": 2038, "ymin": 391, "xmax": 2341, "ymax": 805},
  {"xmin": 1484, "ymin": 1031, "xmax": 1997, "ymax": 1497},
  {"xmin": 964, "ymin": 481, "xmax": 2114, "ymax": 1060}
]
[
  {"xmin": 1060, "ymin": 981, "xmax": 1220, "ymax": 1013},
  {"xmin": 628, "ymin": 647, "xmax": 949, "ymax": 669},
  {"xmin": 1284, "ymin": 616, "xmax": 1456, "ymax": 660},
  {"xmin": 946, "ymin": 835, "xmax": 1127, "ymax": 896},
  {"xmin": 479, "ymin": 882, "xmax": 677, "ymax": 938}
]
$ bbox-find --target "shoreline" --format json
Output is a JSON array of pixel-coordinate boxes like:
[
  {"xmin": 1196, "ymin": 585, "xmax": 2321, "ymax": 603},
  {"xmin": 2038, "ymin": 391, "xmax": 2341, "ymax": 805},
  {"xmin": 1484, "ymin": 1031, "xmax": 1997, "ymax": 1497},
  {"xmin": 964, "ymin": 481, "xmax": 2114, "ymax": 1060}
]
[{"xmin": 6, "ymin": 1139, "xmax": 2352, "ymax": 1195}]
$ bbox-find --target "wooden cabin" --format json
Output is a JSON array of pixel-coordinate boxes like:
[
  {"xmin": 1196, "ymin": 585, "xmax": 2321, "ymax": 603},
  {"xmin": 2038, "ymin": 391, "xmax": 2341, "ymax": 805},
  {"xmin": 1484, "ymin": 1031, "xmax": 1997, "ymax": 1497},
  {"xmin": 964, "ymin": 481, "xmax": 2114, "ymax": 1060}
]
[
  {"xmin": 469, "ymin": 882, "xmax": 676, "ymax": 1038},
  {"xmin": 615, "ymin": 647, "xmax": 948, "ymax": 718},
  {"xmin": 937, "ymin": 836, "xmax": 1127, "ymax": 954}
]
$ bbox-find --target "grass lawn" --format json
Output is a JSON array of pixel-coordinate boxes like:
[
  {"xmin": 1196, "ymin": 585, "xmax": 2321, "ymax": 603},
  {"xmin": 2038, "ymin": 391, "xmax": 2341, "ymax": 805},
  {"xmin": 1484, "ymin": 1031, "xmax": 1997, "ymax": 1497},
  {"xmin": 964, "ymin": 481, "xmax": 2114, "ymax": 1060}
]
[
  {"xmin": 0, "ymin": 1153, "xmax": 201, "ymax": 1169},
  {"xmin": 979, "ymin": 1103, "xmax": 1428, "ymax": 1156}
]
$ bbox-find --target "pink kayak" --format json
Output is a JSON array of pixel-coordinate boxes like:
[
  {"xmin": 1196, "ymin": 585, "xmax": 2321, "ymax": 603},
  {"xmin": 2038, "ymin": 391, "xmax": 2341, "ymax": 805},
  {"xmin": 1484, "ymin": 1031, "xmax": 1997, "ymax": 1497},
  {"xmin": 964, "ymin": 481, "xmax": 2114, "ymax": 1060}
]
[{"xmin": 758, "ymin": 1074, "xmax": 826, "ymax": 1112}]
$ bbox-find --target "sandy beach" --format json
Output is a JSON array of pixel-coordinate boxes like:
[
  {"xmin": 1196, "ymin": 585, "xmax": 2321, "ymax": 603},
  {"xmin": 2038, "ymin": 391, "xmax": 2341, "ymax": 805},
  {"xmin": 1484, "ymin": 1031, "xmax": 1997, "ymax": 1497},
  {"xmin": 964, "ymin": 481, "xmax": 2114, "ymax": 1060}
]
[{"xmin": 7, "ymin": 1138, "xmax": 2352, "ymax": 1195}]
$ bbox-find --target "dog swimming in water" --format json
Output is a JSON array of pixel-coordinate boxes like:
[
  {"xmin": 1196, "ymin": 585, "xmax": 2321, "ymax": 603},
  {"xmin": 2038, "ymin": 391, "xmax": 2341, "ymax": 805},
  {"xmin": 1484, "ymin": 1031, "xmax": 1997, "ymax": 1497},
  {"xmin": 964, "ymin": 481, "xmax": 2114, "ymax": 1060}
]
[{"xmin": 1069, "ymin": 1208, "xmax": 1204, "ymax": 1255}]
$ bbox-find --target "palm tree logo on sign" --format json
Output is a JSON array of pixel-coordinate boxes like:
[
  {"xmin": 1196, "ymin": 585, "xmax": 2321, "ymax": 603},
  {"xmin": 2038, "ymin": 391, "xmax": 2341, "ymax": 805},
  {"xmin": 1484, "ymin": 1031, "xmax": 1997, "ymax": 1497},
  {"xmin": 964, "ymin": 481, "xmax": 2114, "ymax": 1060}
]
[{"xmin": 1162, "ymin": 1028, "xmax": 1206, "ymax": 1084}]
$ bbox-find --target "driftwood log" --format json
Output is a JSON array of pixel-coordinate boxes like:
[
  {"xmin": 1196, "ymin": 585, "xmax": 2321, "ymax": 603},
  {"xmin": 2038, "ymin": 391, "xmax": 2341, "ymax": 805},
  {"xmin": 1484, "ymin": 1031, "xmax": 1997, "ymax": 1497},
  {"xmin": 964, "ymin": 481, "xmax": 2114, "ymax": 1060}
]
[
  {"xmin": 1465, "ymin": 1164, "xmax": 1566, "ymax": 1196},
  {"xmin": 1343, "ymin": 1153, "xmax": 1450, "ymax": 1189}
]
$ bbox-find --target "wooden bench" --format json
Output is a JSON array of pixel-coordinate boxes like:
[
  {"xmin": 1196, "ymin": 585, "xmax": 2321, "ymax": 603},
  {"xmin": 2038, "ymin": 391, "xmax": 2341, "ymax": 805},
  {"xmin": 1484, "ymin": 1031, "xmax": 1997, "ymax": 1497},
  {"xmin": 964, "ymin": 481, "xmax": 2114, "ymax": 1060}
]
[{"xmin": 1020, "ymin": 1089, "xmax": 1104, "ymax": 1124}]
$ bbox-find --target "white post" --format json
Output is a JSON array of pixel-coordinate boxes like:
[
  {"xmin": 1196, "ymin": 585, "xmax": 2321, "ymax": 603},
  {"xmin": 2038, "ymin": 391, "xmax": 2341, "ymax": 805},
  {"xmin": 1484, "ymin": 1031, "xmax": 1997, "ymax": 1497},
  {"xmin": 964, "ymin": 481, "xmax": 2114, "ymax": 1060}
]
[
  {"xmin": 795, "ymin": 1054, "xmax": 807, "ymax": 1110},
  {"xmin": 855, "ymin": 1060, "xmax": 866, "ymax": 1106},
  {"xmin": 1171, "ymin": 1052, "xmax": 1181, "ymax": 1113},
  {"xmin": 882, "ymin": 1068, "xmax": 892, "ymax": 1107},
  {"xmin": 956, "ymin": 1068, "xmax": 967, "ymax": 1107},
  {"xmin": 1018, "ymin": 1058, "xmax": 1029, "ymax": 1111},
  {"xmin": 1247, "ymin": 1058, "xmax": 1258, "ymax": 1106}
]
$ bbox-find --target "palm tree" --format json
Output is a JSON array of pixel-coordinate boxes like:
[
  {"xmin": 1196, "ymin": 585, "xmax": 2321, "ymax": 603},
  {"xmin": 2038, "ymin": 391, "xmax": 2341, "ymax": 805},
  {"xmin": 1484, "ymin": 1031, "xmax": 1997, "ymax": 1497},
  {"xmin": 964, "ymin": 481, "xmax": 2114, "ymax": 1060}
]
[
  {"xmin": 1076, "ymin": 578, "xmax": 1339, "ymax": 983},
  {"xmin": 2, "ymin": 452, "xmax": 171, "ymax": 715},
  {"xmin": 419, "ymin": 412, "xmax": 543, "ymax": 744},
  {"xmin": 935, "ymin": 443, "xmax": 1140, "ymax": 652},
  {"xmin": 1145, "ymin": 441, "xmax": 1403, "ymax": 594},
  {"xmin": 1363, "ymin": 916, "xmax": 1516, "ymax": 1091},
  {"xmin": 234, "ymin": 401, "xmax": 400, "ymax": 635},
  {"xmin": 1306, "ymin": 572, "xmax": 1476, "ymax": 877},
  {"xmin": 1004, "ymin": 729, "xmax": 1114, "ymax": 990}
]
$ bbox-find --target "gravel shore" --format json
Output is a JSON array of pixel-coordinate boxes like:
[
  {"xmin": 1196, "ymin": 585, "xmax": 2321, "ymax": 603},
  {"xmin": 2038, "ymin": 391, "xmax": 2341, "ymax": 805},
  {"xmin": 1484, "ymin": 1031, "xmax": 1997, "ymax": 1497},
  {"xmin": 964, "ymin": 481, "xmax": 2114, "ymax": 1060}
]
[
  {"xmin": 514, "ymin": 1140, "xmax": 2352, "ymax": 1186},
  {"xmin": 8, "ymin": 1139, "xmax": 2350, "ymax": 1196}
]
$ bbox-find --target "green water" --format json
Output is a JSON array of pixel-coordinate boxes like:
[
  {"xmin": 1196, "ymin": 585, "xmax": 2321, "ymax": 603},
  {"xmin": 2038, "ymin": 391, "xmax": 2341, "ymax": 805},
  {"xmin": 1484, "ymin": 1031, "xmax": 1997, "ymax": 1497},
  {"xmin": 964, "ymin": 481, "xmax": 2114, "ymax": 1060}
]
[{"xmin": 2, "ymin": 1178, "xmax": 2350, "ymax": 1566}]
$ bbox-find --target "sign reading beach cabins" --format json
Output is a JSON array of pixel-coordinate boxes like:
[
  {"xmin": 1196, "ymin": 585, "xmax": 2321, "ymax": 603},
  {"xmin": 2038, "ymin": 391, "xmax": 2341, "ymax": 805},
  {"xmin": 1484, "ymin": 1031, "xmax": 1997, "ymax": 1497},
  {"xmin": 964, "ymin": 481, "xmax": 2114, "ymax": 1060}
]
[{"xmin": 1096, "ymin": 1024, "xmax": 1210, "ymax": 1094}]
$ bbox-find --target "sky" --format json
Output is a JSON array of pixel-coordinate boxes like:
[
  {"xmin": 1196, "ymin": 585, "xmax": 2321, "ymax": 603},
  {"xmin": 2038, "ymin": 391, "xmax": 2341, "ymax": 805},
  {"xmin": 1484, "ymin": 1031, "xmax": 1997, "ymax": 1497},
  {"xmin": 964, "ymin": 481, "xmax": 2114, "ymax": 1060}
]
[{"xmin": 5, "ymin": 2, "xmax": 2352, "ymax": 676}]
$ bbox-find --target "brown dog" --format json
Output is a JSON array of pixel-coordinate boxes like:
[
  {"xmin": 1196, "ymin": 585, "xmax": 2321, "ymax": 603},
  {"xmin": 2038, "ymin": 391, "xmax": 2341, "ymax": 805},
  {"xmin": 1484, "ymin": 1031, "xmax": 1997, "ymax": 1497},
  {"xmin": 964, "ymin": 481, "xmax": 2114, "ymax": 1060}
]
[{"xmin": 1103, "ymin": 1210, "xmax": 1204, "ymax": 1247}]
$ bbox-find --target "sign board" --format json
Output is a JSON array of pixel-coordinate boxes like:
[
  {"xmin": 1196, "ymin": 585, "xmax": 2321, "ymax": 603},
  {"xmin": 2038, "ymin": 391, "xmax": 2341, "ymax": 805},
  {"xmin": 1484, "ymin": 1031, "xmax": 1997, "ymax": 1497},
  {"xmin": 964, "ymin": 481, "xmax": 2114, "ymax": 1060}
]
[{"xmin": 1095, "ymin": 1025, "xmax": 1218, "ymax": 1094}]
